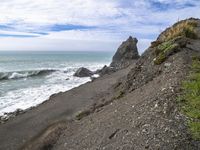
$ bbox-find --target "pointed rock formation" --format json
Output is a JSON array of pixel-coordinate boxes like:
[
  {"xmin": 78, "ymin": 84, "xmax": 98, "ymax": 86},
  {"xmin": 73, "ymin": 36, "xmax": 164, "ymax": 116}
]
[{"xmin": 110, "ymin": 36, "xmax": 140, "ymax": 69}]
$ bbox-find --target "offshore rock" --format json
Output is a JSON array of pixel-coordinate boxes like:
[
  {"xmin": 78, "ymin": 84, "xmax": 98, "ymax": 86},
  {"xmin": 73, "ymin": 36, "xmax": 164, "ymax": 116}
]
[{"xmin": 110, "ymin": 36, "xmax": 140, "ymax": 69}]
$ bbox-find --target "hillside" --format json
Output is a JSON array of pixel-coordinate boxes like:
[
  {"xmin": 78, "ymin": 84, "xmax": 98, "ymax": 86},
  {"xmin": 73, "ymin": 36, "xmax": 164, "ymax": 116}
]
[
  {"xmin": 51, "ymin": 18, "xmax": 200, "ymax": 150},
  {"xmin": 50, "ymin": 18, "xmax": 200, "ymax": 150}
]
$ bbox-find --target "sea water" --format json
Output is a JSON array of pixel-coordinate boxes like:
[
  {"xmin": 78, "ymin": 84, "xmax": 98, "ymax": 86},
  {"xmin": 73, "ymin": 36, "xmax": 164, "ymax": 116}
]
[{"xmin": 0, "ymin": 51, "xmax": 113, "ymax": 116}]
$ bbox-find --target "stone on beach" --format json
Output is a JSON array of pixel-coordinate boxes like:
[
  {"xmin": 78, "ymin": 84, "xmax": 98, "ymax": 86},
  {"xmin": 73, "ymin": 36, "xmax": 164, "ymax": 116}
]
[{"xmin": 74, "ymin": 67, "xmax": 93, "ymax": 77}]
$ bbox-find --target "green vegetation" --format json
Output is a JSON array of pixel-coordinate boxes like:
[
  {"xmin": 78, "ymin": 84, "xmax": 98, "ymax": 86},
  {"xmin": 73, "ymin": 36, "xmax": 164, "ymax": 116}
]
[
  {"xmin": 154, "ymin": 40, "xmax": 179, "ymax": 65},
  {"xmin": 179, "ymin": 57, "xmax": 200, "ymax": 140},
  {"xmin": 152, "ymin": 20, "xmax": 198, "ymax": 65},
  {"xmin": 189, "ymin": 122, "xmax": 200, "ymax": 140},
  {"xmin": 154, "ymin": 53, "xmax": 166, "ymax": 65}
]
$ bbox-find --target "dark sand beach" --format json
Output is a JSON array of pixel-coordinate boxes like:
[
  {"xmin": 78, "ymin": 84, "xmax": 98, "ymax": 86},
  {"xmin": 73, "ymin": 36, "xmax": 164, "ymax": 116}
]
[{"xmin": 0, "ymin": 65, "xmax": 132, "ymax": 150}]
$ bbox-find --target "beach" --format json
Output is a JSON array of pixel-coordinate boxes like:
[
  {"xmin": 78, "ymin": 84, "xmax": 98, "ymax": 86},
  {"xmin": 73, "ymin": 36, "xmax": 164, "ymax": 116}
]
[
  {"xmin": 0, "ymin": 51, "xmax": 113, "ymax": 117},
  {"xmin": 0, "ymin": 64, "xmax": 132, "ymax": 150}
]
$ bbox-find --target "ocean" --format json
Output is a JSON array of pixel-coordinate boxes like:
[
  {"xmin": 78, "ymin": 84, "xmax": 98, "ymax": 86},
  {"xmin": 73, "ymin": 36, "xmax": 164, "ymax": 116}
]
[{"xmin": 0, "ymin": 51, "xmax": 113, "ymax": 116}]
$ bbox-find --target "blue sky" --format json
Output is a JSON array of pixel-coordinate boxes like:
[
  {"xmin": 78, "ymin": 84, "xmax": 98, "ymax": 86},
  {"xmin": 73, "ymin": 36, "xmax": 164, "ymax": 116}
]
[{"xmin": 0, "ymin": 0, "xmax": 200, "ymax": 53}]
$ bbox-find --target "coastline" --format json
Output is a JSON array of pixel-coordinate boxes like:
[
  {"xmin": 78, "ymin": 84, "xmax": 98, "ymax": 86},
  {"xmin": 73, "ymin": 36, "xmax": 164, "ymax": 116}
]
[
  {"xmin": 1, "ymin": 18, "xmax": 200, "ymax": 149},
  {"xmin": 0, "ymin": 79, "xmax": 91, "ymax": 124},
  {"xmin": 0, "ymin": 65, "xmax": 132, "ymax": 150},
  {"xmin": 0, "ymin": 51, "xmax": 112, "ymax": 118}
]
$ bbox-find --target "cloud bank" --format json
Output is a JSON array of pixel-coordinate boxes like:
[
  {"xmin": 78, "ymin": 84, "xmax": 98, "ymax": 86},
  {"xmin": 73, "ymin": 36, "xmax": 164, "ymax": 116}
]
[{"xmin": 0, "ymin": 0, "xmax": 200, "ymax": 53}]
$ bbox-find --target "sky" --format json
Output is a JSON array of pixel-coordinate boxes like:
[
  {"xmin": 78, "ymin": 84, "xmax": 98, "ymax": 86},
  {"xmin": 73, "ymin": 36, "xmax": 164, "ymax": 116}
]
[{"xmin": 0, "ymin": 0, "xmax": 200, "ymax": 53}]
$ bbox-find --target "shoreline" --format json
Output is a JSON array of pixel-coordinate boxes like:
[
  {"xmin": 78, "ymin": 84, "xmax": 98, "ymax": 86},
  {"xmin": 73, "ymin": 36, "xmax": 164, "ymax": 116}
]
[
  {"xmin": 1, "ymin": 18, "xmax": 200, "ymax": 150},
  {"xmin": 0, "ymin": 70, "xmax": 102, "ymax": 123},
  {"xmin": 0, "ymin": 66, "xmax": 131, "ymax": 150},
  {"xmin": 0, "ymin": 79, "xmax": 92, "ymax": 124}
]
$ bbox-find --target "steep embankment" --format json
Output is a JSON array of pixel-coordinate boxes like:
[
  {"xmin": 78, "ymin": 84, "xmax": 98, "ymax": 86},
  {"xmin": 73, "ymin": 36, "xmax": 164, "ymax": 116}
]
[{"xmin": 21, "ymin": 18, "xmax": 200, "ymax": 150}]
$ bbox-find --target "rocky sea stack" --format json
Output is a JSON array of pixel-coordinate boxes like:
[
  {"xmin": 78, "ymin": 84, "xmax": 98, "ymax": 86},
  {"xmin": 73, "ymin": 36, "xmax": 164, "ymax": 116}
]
[
  {"xmin": 75, "ymin": 36, "xmax": 140, "ymax": 77},
  {"xmin": 110, "ymin": 36, "xmax": 140, "ymax": 69}
]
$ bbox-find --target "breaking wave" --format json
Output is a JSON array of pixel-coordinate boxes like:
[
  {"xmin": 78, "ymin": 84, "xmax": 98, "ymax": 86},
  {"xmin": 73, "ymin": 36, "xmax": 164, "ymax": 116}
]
[{"xmin": 0, "ymin": 69, "xmax": 57, "ymax": 81}]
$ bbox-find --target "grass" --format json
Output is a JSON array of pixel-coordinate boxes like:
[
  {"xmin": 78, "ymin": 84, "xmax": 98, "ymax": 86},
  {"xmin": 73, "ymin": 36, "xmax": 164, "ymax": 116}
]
[
  {"xmin": 179, "ymin": 57, "xmax": 200, "ymax": 140},
  {"xmin": 154, "ymin": 53, "xmax": 166, "ymax": 65},
  {"xmin": 162, "ymin": 20, "xmax": 198, "ymax": 41},
  {"xmin": 151, "ymin": 20, "xmax": 198, "ymax": 65},
  {"xmin": 153, "ymin": 40, "xmax": 180, "ymax": 65},
  {"xmin": 152, "ymin": 19, "xmax": 198, "ymax": 65},
  {"xmin": 189, "ymin": 122, "xmax": 200, "ymax": 140}
]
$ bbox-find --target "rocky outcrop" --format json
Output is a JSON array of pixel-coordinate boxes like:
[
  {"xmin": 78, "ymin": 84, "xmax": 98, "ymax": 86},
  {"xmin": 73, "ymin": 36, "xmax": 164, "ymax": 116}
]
[
  {"xmin": 74, "ymin": 67, "xmax": 93, "ymax": 77},
  {"xmin": 110, "ymin": 36, "xmax": 140, "ymax": 69},
  {"xmin": 96, "ymin": 36, "xmax": 140, "ymax": 76},
  {"xmin": 76, "ymin": 36, "xmax": 139, "ymax": 77}
]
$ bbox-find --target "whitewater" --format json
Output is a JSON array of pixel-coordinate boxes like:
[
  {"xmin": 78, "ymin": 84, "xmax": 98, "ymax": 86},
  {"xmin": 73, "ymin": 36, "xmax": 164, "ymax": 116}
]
[{"xmin": 0, "ymin": 51, "xmax": 113, "ymax": 116}]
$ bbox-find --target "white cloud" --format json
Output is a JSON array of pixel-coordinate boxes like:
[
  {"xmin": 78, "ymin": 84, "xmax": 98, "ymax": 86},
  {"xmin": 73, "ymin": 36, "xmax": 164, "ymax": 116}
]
[
  {"xmin": 0, "ymin": 0, "xmax": 199, "ymax": 52},
  {"xmin": 0, "ymin": 0, "xmax": 121, "ymax": 26}
]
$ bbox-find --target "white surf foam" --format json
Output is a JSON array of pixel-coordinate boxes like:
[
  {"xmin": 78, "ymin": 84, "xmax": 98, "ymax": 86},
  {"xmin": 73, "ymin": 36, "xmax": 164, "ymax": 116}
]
[
  {"xmin": 0, "ymin": 63, "xmax": 107, "ymax": 117},
  {"xmin": 0, "ymin": 77, "xmax": 90, "ymax": 116}
]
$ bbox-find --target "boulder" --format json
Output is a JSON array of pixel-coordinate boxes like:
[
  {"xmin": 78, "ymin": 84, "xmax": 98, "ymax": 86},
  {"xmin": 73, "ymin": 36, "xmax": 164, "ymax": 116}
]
[
  {"xmin": 74, "ymin": 67, "xmax": 93, "ymax": 77},
  {"xmin": 110, "ymin": 36, "xmax": 139, "ymax": 69},
  {"xmin": 97, "ymin": 65, "xmax": 116, "ymax": 76}
]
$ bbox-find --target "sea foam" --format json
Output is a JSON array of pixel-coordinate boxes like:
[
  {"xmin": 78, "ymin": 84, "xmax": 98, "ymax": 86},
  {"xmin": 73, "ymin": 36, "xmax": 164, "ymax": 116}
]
[{"xmin": 0, "ymin": 69, "xmax": 56, "ymax": 81}]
